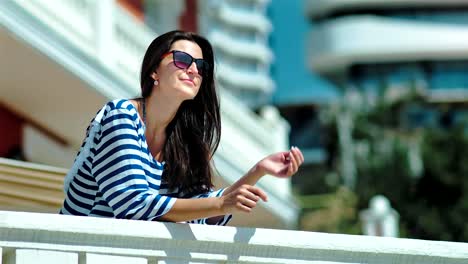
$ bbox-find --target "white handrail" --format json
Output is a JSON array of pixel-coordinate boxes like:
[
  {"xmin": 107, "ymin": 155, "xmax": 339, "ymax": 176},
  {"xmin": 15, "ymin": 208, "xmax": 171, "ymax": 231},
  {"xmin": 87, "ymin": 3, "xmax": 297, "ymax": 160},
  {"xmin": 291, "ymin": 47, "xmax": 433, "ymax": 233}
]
[{"xmin": 1, "ymin": 211, "xmax": 467, "ymax": 264}]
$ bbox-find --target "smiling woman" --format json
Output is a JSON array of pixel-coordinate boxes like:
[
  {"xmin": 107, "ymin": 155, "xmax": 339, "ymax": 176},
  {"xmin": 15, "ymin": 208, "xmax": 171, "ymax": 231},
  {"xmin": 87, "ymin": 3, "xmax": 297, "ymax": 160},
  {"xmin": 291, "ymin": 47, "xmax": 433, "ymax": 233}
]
[{"xmin": 59, "ymin": 30, "xmax": 304, "ymax": 225}]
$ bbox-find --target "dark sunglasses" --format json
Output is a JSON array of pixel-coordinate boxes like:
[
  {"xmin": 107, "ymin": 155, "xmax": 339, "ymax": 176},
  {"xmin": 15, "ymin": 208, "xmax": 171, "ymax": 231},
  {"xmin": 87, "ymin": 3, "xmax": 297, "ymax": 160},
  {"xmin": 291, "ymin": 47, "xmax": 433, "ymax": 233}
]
[{"xmin": 161, "ymin": 50, "xmax": 210, "ymax": 76}]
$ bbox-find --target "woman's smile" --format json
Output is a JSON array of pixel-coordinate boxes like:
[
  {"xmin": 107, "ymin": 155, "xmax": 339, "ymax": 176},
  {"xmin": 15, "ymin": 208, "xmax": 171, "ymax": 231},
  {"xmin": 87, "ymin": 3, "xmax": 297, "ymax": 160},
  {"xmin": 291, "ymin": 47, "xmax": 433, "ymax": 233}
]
[{"xmin": 181, "ymin": 78, "xmax": 195, "ymax": 86}]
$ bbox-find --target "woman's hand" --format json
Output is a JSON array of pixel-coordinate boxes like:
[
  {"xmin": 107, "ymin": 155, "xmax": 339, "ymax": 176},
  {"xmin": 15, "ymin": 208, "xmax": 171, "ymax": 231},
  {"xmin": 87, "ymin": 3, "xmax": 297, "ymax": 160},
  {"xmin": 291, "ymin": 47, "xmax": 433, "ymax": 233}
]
[
  {"xmin": 219, "ymin": 184, "xmax": 268, "ymax": 214},
  {"xmin": 256, "ymin": 146, "xmax": 304, "ymax": 178},
  {"xmin": 218, "ymin": 147, "xmax": 303, "ymax": 215}
]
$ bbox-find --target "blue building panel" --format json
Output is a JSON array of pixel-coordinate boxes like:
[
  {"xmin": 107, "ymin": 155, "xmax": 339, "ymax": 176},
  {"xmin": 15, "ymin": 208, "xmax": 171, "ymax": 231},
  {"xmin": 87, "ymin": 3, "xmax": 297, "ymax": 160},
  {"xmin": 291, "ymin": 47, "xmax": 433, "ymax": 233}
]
[{"xmin": 268, "ymin": 0, "xmax": 339, "ymax": 106}]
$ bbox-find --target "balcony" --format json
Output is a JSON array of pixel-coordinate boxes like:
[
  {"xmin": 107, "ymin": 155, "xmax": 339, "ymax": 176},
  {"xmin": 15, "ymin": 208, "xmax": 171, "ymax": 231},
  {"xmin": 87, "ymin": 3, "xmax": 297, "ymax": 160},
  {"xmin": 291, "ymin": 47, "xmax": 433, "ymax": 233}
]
[
  {"xmin": 217, "ymin": 2, "xmax": 272, "ymax": 34},
  {"xmin": 1, "ymin": 210, "xmax": 468, "ymax": 263},
  {"xmin": 309, "ymin": 16, "xmax": 468, "ymax": 74},
  {"xmin": 307, "ymin": 0, "xmax": 468, "ymax": 20},
  {"xmin": 207, "ymin": 29, "xmax": 273, "ymax": 65}
]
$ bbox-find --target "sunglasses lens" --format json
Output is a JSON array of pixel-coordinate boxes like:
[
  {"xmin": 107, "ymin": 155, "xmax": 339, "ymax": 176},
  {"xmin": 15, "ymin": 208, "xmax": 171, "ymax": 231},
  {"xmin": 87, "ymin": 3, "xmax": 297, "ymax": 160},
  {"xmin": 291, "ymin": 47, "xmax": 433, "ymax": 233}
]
[
  {"xmin": 173, "ymin": 51, "xmax": 192, "ymax": 69},
  {"xmin": 195, "ymin": 61, "xmax": 209, "ymax": 75},
  {"xmin": 171, "ymin": 51, "xmax": 209, "ymax": 75}
]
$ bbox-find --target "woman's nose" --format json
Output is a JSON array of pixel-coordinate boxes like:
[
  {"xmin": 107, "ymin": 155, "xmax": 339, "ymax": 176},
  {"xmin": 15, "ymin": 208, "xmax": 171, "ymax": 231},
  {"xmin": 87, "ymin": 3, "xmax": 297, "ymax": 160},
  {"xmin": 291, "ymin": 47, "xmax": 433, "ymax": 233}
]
[{"xmin": 186, "ymin": 62, "xmax": 199, "ymax": 74}]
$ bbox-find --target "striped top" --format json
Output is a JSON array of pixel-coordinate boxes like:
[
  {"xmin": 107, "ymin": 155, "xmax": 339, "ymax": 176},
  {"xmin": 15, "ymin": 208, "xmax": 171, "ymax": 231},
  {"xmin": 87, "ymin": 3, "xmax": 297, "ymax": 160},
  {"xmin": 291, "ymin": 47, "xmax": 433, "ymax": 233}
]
[{"xmin": 60, "ymin": 99, "xmax": 231, "ymax": 225}]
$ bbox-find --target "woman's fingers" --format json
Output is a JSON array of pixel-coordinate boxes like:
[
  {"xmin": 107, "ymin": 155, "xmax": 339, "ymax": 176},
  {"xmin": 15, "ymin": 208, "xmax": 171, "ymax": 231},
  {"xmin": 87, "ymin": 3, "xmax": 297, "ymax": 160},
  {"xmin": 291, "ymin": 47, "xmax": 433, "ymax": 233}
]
[
  {"xmin": 222, "ymin": 185, "xmax": 269, "ymax": 214},
  {"xmin": 283, "ymin": 146, "xmax": 305, "ymax": 177},
  {"xmin": 236, "ymin": 202, "xmax": 253, "ymax": 213},
  {"xmin": 283, "ymin": 151, "xmax": 291, "ymax": 162},
  {"xmin": 246, "ymin": 185, "xmax": 268, "ymax": 202},
  {"xmin": 237, "ymin": 195, "xmax": 257, "ymax": 208},
  {"xmin": 295, "ymin": 147, "xmax": 305, "ymax": 164},
  {"xmin": 255, "ymin": 147, "xmax": 304, "ymax": 179},
  {"xmin": 239, "ymin": 188, "xmax": 260, "ymax": 202},
  {"xmin": 291, "ymin": 146, "xmax": 304, "ymax": 164},
  {"xmin": 289, "ymin": 148, "xmax": 299, "ymax": 175}
]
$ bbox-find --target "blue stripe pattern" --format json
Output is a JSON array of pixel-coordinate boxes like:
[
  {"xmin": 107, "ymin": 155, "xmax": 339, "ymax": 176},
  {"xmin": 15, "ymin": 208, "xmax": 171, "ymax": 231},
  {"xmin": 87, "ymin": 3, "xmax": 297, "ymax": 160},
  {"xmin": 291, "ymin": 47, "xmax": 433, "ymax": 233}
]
[{"xmin": 60, "ymin": 99, "xmax": 231, "ymax": 225}]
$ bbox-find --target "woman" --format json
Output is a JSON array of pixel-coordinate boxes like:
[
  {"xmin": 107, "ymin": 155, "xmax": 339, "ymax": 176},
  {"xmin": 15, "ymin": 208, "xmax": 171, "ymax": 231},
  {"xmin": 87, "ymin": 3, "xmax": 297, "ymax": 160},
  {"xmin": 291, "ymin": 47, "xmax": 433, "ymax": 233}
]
[{"xmin": 60, "ymin": 30, "xmax": 304, "ymax": 225}]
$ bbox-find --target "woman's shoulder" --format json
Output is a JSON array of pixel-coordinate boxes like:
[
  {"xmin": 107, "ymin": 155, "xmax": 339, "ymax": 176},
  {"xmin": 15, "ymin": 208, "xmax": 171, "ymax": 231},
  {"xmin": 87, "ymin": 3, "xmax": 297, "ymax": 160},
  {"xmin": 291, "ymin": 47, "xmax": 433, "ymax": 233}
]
[
  {"xmin": 95, "ymin": 99, "xmax": 139, "ymax": 124},
  {"xmin": 105, "ymin": 99, "xmax": 137, "ymax": 112}
]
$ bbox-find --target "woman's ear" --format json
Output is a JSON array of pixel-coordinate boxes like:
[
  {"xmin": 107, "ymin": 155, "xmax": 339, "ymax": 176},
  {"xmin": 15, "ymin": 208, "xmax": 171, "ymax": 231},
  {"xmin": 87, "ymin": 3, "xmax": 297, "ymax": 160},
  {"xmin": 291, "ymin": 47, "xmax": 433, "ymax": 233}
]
[{"xmin": 151, "ymin": 72, "xmax": 158, "ymax": 80}]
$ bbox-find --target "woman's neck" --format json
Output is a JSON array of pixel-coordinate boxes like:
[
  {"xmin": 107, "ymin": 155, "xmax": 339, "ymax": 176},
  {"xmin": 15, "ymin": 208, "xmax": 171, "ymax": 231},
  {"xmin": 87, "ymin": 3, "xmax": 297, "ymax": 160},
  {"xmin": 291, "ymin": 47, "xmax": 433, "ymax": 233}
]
[{"xmin": 144, "ymin": 91, "xmax": 181, "ymax": 143}]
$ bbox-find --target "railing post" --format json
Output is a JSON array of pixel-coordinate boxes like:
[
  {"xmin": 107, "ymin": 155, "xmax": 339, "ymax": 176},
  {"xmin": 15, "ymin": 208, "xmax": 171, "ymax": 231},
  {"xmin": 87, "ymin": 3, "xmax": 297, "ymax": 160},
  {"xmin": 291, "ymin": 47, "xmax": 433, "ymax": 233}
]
[
  {"xmin": 360, "ymin": 195, "xmax": 400, "ymax": 237},
  {"xmin": 4, "ymin": 249, "xmax": 78, "ymax": 264},
  {"xmin": 83, "ymin": 253, "xmax": 147, "ymax": 264}
]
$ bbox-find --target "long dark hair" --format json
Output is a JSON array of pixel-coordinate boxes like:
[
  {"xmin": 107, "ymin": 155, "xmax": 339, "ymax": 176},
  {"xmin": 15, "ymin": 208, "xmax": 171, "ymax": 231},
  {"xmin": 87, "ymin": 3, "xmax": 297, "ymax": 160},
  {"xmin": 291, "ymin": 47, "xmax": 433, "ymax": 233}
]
[{"xmin": 140, "ymin": 30, "xmax": 220, "ymax": 196}]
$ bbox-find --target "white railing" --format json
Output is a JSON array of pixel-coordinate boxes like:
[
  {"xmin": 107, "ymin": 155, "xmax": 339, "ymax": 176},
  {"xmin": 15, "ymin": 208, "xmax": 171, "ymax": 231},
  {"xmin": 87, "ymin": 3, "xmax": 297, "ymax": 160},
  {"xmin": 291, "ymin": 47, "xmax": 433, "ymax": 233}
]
[
  {"xmin": 307, "ymin": 0, "xmax": 468, "ymax": 19},
  {"xmin": 208, "ymin": 29, "xmax": 272, "ymax": 64},
  {"xmin": 309, "ymin": 16, "xmax": 468, "ymax": 74},
  {"xmin": 218, "ymin": 2, "xmax": 272, "ymax": 34},
  {"xmin": 1, "ymin": 211, "xmax": 468, "ymax": 264}
]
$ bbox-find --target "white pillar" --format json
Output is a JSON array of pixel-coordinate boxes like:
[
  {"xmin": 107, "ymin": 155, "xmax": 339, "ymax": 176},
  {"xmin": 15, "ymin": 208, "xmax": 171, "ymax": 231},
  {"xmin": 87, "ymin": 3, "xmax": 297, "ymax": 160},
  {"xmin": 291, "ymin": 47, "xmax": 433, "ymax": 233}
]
[
  {"xmin": 360, "ymin": 195, "xmax": 399, "ymax": 237},
  {"xmin": 94, "ymin": 0, "xmax": 115, "ymax": 65}
]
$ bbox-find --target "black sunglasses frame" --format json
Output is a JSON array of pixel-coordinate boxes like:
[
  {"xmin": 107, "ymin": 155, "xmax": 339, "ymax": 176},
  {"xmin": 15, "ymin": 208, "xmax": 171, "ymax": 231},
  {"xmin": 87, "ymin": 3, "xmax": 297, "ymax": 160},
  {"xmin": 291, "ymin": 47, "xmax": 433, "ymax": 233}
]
[{"xmin": 161, "ymin": 50, "xmax": 210, "ymax": 76}]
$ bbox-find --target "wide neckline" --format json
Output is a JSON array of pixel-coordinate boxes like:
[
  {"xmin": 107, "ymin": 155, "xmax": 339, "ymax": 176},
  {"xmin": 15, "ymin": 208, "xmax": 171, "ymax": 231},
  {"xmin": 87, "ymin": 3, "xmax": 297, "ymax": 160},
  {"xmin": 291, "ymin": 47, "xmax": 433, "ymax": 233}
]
[{"xmin": 126, "ymin": 99, "xmax": 165, "ymax": 166}]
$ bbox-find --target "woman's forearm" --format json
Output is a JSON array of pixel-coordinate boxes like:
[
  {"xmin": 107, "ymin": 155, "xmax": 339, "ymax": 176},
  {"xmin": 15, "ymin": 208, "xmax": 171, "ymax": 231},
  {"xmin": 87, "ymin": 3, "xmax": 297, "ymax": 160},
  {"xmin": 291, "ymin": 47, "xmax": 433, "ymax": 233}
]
[
  {"xmin": 159, "ymin": 164, "xmax": 266, "ymax": 223},
  {"xmin": 158, "ymin": 197, "xmax": 224, "ymax": 222},
  {"xmin": 223, "ymin": 164, "xmax": 265, "ymax": 196}
]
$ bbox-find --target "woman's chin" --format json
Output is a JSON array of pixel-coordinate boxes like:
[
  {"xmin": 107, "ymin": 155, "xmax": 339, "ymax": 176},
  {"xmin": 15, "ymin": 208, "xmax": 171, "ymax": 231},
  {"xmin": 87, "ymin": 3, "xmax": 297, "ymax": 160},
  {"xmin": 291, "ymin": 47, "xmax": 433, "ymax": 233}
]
[{"xmin": 177, "ymin": 86, "xmax": 199, "ymax": 100}]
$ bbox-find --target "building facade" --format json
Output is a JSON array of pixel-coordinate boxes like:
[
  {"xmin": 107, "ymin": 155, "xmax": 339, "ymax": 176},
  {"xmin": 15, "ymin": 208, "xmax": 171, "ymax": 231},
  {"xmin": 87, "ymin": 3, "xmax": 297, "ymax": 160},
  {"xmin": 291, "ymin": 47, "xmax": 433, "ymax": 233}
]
[
  {"xmin": 198, "ymin": 0, "xmax": 275, "ymax": 108},
  {"xmin": 308, "ymin": 0, "xmax": 468, "ymax": 106}
]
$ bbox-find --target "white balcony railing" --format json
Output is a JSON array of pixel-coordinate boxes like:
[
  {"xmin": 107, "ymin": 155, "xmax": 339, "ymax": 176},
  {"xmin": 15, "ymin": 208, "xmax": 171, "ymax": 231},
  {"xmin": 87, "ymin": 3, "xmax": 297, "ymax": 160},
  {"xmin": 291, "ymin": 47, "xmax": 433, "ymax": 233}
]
[
  {"xmin": 309, "ymin": 16, "xmax": 468, "ymax": 74},
  {"xmin": 1, "ymin": 211, "xmax": 468, "ymax": 264},
  {"xmin": 208, "ymin": 29, "xmax": 273, "ymax": 64},
  {"xmin": 217, "ymin": 2, "xmax": 272, "ymax": 34},
  {"xmin": 307, "ymin": 0, "xmax": 468, "ymax": 19}
]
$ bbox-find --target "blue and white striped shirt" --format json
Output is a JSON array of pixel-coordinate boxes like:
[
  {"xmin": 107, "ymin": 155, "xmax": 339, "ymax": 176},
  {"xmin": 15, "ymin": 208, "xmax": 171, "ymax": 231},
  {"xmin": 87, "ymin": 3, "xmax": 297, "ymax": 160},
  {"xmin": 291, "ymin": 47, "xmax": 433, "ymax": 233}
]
[{"xmin": 60, "ymin": 99, "xmax": 231, "ymax": 225}]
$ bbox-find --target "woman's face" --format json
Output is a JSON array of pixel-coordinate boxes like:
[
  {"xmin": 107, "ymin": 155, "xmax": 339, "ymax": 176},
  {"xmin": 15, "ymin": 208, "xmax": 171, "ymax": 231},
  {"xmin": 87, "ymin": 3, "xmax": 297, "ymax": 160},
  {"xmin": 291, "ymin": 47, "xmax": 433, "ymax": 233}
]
[{"xmin": 152, "ymin": 40, "xmax": 205, "ymax": 101}]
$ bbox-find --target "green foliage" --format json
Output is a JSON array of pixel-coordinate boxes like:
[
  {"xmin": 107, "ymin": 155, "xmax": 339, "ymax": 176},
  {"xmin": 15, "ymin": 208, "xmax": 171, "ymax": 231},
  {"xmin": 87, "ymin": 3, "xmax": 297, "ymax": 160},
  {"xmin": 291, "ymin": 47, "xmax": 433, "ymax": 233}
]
[
  {"xmin": 298, "ymin": 186, "xmax": 360, "ymax": 234},
  {"xmin": 409, "ymin": 125, "xmax": 468, "ymax": 241},
  {"xmin": 319, "ymin": 85, "xmax": 468, "ymax": 241}
]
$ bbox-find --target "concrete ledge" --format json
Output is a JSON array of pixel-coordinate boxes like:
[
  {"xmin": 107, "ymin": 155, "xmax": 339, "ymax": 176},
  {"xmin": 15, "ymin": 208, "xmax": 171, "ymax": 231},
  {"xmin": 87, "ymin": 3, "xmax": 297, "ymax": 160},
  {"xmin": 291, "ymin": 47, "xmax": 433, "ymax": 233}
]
[{"xmin": 1, "ymin": 211, "xmax": 467, "ymax": 263}]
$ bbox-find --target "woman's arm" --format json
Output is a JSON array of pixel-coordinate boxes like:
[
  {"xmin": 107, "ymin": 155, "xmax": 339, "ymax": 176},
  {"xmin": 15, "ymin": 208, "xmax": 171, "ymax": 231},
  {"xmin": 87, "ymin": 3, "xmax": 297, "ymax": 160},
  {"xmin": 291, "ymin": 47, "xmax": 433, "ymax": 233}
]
[
  {"xmin": 157, "ymin": 196, "xmax": 221, "ymax": 222},
  {"xmin": 157, "ymin": 166, "xmax": 263, "ymax": 223},
  {"xmin": 161, "ymin": 147, "xmax": 304, "ymax": 223},
  {"xmin": 224, "ymin": 146, "xmax": 304, "ymax": 196},
  {"xmin": 159, "ymin": 183, "xmax": 266, "ymax": 222}
]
